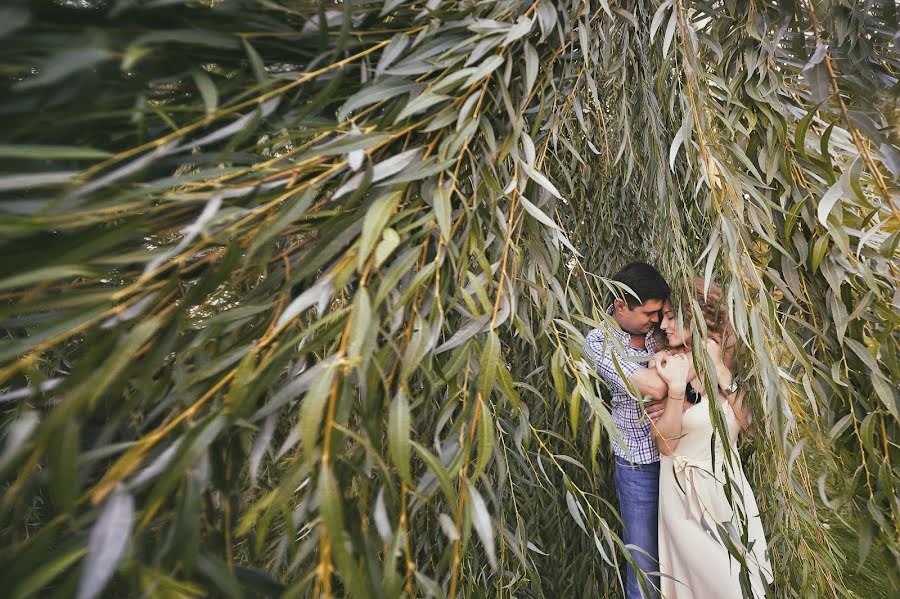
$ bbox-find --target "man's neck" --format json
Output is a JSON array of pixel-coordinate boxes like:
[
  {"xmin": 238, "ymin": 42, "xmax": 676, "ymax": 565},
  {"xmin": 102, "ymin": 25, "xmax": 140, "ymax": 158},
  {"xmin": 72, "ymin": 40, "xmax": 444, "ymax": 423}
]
[
  {"xmin": 629, "ymin": 333, "xmax": 647, "ymax": 350},
  {"xmin": 612, "ymin": 313, "xmax": 647, "ymax": 350}
]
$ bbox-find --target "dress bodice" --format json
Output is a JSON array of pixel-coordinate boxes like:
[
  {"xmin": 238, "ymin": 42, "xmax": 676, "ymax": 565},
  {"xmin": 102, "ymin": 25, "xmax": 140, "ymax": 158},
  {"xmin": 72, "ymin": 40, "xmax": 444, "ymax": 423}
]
[{"xmin": 672, "ymin": 394, "xmax": 742, "ymax": 461}]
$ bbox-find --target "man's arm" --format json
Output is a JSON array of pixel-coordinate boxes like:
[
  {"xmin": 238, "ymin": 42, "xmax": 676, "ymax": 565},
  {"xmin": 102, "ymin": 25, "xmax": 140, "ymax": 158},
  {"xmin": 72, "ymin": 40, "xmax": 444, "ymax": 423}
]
[
  {"xmin": 630, "ymin": 367, "xmax": 668, "ymax": 401},
  {"xmin": 584, "ymin": 328, "xmax": 668, "ymax": 404}
]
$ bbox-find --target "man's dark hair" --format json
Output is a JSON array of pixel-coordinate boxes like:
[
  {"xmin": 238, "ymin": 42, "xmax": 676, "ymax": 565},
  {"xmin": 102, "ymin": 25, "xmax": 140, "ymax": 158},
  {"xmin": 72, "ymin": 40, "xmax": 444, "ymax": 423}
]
[{"xmin": 611, "ymin": 262, "xmax": 670, "ymax": 307}]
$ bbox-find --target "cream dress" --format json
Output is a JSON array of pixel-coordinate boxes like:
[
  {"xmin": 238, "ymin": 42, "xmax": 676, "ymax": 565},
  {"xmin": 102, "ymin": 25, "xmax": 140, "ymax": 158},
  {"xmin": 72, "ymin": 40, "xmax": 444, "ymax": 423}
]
[{"xmin": 658, "ymin": 395, "xmax": 773, "ymax": 598}]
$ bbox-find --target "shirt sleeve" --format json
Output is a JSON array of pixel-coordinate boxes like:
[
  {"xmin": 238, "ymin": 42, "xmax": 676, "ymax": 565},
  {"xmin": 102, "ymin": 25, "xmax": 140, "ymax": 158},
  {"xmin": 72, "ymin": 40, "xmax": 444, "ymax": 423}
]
[{"xmin": 584, "ymin": 327, "xmax": 645, "ymax": 397}]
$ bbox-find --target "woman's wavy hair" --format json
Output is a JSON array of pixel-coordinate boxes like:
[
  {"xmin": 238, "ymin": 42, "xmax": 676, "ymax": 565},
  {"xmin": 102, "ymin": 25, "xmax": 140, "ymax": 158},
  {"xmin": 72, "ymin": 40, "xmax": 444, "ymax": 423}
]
[{"xmin": 655, "ymin": 277, "xmax": 735, "ymax": 351}]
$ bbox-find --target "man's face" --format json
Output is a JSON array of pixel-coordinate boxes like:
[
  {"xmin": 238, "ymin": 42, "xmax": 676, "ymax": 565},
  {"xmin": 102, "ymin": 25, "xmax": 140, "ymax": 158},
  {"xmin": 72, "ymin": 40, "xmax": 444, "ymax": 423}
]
[{"xmin": 614, "ymin": 298, "xmax": 663, "ymax": 335}]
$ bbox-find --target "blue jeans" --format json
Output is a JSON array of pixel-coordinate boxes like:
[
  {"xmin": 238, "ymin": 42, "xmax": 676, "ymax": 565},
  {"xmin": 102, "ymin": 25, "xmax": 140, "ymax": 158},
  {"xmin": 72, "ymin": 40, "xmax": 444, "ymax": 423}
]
[{"xmin": 614, "ymin": 456, "xmax": 660, "ymax": 599}]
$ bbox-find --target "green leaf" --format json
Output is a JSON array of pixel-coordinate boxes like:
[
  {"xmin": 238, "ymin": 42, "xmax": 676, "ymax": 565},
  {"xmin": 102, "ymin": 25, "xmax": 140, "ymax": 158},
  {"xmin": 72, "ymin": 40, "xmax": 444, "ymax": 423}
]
[
  {"xmin": 347, "ymin": 288, "xmax": 374, "ymax": 369},
  {"xmin": 411, "ymin": 442, "xmax": 455, "ymax": 506},
  {"xmin": 10, "ymin": 548, "xmax": 86, "ymax": 599},
  {"xmin": 471, "ymin": 398, "xmax": 495, "ymax": 481},
  {"xmin": 0, "ymin": 171, "xmax": 78, "ymax": 192},
  {"xmin": 192, "ymin": 70, "xmax": 219, "ymax": 116},
  {"xmin": 464, "ymin": 55, "xmax": 504, "ymax": 86},
  {"xmin": 299, "ymin": 366, "xmax": 336, "ymax": 464},
  {"xmin": 394, "ymin": 91, "xmax": 452, "ymax": 122},
  {"xmin": 358, "ymin": 191, "xmax": 402, "ymax": 269},
  {"xmin": 466, "ymin": 482, "xmax": 497, "ymax": 569},
  {"xmin": 432, "ymin": 186, "xmax": 452, "ymax": 241},
  {"xmin": 519, "ymin": 161, "xmax": 564, "ymax": 200},
  {"xmin": 0, "ymin": 145, "xmax": 111, "ymax": 160},
  {"xmin": 388, "ymin": 390, "xmax": 411, "ymax": 483},
  {"xmin": 477, "ymin": 331, "xmax": 501, "ymax": 399},
  {"xmin": 817, "ymin": 176, "xmax": 844, "ymax": 225},
  {"xmin": 0, "ymin": 265, "xmax": 95, "ymax": 291},
  {"xmin": 76, "ymin": 486, "xmax": 134, "ymax": 599},
  {"xmin": 16, "ymin": 48, "xmax": 111, "ymax": 90}
]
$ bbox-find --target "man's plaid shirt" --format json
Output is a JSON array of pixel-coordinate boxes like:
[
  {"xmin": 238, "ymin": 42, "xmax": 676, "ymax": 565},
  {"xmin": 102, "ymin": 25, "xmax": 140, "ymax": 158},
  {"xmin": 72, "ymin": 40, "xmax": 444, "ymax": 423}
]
[{"xmin": 583, "ymin": 308, "xmax": 660, "ymax": 464}]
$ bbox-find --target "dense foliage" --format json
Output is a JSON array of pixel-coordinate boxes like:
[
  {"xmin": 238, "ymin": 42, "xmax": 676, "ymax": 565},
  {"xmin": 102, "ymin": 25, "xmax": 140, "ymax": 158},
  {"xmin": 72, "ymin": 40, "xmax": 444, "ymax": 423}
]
[{"xmin": 0, "ymin": 0, "xmax": 896, "ymax": 597}]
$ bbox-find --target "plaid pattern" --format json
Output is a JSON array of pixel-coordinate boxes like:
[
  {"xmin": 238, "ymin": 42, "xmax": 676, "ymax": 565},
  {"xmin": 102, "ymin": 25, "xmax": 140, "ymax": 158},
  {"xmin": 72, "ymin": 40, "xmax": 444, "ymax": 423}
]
[{"xmin": 584, "ymin": 308, "xmax": 659, "ymax": 464}]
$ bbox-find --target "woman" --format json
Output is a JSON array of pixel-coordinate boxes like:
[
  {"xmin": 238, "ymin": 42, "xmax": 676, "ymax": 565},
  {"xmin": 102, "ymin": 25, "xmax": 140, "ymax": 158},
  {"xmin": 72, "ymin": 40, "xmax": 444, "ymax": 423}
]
[{"xmin": 651, "ymin": 279, "xmax": 773, "ymax": 598}]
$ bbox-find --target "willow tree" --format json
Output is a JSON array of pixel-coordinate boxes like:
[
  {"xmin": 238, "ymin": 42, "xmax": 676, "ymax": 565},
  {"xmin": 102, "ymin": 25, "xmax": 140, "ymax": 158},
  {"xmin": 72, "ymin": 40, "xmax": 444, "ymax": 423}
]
[{"xmin": 0, "ymin": 1, "xmax": 896, "ymax": 598}]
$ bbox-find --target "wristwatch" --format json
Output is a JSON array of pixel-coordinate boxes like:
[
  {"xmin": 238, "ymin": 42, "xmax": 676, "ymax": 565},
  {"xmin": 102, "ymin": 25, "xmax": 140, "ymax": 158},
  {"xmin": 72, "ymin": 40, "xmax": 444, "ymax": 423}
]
[{"xmin": 722, "ymin": 377, "xmax": 740, "ymax": 395}]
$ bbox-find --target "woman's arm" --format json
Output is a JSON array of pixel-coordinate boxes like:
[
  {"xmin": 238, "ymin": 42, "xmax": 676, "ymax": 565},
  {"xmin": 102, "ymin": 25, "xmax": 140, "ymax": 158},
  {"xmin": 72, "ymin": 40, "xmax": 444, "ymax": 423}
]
[
  {"xmin": 727, "ymin": 388, "xmax": 751, "ymax": 429},
  {"xmin": 706, "ymin": 339, "xmax": 751, "ymax": 428},
  {"xmin": 651, "ymin": 354, "xmax": 690, "ymax": 455}
]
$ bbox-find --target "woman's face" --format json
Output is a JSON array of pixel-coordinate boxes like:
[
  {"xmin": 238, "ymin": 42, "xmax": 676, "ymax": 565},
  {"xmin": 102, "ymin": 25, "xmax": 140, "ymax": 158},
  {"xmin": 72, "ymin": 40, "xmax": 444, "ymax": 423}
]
[{"xmin": 660, "ymin": 302, "xmax": 690, "ymax": 347}]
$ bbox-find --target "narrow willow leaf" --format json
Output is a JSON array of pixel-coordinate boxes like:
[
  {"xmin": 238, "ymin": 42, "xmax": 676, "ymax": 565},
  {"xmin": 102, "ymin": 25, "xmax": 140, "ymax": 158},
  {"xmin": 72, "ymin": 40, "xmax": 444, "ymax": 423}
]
[
  {"xmin": 388, "ymin": 390, "xmax": 412, "ymax": 483},
  {"xmin": 338, "ymin": 77, "xmax": 418, "ymax": 120},
  {"xmin": 411, "ymin": 442, "xmax": 455, "ymax": 505},
  {"xmin": 243, "ymin": 39, "xmax": 269, "ymax": 86},
  {"xmin": 347, "ymin": 288, "xmax": 373, "ymax": 365},
  {"xmin": 10, "ymin": 548, "xmax": 86, "ymax": 599},
  {"xmin": 0, "ymin": 265, "xmax": 94, "ymax": 292},
  {"xmin": 565, "ymin": 491, "xmax": 587, "ymax": 534},
  {"xmin": 477, "ymin": 331, "xmax": 501, "ymax": 399},
  {"xmin": 16, "ymin": 48, "xmax": 111, "ymax": 90},
  {"xmin": 249, "ymin": 414, "xmax": 277, "ymax": 484},
  {"xmin": 374, "ymin": 228, "xmax": 400, "ymax": 267},
  {"xmin": 438, "ymin": 513, "xmax": 460, "ymax": 541},
  {"xmin": 192, "ymin": 70, "xmax": 218, "ymax": 116},
  {"xmin": 817, "ymin": 177, "xmax": 844, "ymax": 225},
  {"xmin": 662, "ymin": 11, "xmax": 677, "ymax": 56},
  {"xmin": 519, "ymin": 161, "xmax": 564, "ymax": 199},
  {"xmin": 471, "ymin": 398, "xmax": 495, "ymax": 481},
  {"xmin": 0, "ymin": 410, "xmax": 39, "ymax": 473},
  {"xmin": 374, "ymin": 488, "xmax": 392, "ymax": 541},
  {"xmin": 0, "ymin": 171, "xmax": 78, "ymax": 191},
  {"xmin": 299, "ymin": 366, "xmax": 336, "ymax": 464},
  {"xmin": 332, "ymin": 148, "xmax": 421, "ymax": 198},
  {"xmin": 76, "ymin": 485, "xmax": 134, "ymax": 599},
  {"xmin": 376, "ymin": 33, "xmax": 409, "ymax": 74},
  {"xmin": 275, "ymin": 276, "xmax": 334, "ymax": 330},
  {"xmin": 523, "ymin": 42, "xmax": 539, "ymax": 98},
  {"xmin": 248, "ymin": 188, "xmax": 317, "ymax": 255},
  {"xmin": 466, "ymin": 482, "xmax": 497, "ymax": 569},
  {"xmin": 464, "ymin": 55, "xmax": 504, "ymax": 86},
  {"xmin": 394, "ymin": 90, "xmax": 452, "ymax": 122},
  {"xmin": 0, "ymin": 145, "xmax": 111, "ymax": 160},
  {"xmin": 844, "ymin": 339, "xmax": 898, "ymax": 419},
  {"xmin": 309, "ymin": 132, "xmax": 391, "ymax": 157},
  {"xmin": 318, "ymin": 465, "xmax": 373, "ymax": 599},
  {"xmin": 802, "ymin": 41, "xmax": 828, "ymax": 72},
  {"xmin": 434, "ymin": 315, "xmax": 490, "ymax": 354},
  {"xmin": 669, "ymin": 125, "xmax": 685, "ymax": 171},
  {"xmin": 358, "ymin": 191, "xmax": 402, "ymax": 269},
  {"xmin": 432, "ymin": 186, "xmax": 452, "ymax": 241},
  {"xmin": 518, "ymin": 195, "xmax": 561, "ymax": 231},
  {"xmin": 503, "ymin": 16, "xmax": 533, "ymax": 45}
]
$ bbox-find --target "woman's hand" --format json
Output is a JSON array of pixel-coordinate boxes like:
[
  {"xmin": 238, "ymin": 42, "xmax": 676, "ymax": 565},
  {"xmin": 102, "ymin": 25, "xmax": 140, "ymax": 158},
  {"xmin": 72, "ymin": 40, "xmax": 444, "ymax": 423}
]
[
  {"xmin": 704, "ymin": 338, "xmax": 725, "ymax": 368},
  {"xmin": 656, "ymin": 353, "xmax": 691, "ymax": 387},
  {"xmin": 649, "ymin": 350, "xmax": 671, "ymax": 368}
]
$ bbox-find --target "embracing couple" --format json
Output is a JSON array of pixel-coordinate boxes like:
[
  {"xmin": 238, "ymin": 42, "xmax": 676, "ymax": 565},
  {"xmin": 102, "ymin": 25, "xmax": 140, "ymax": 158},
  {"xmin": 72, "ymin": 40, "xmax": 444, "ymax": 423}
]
[{"xmin": 584, "ymin": 263, "xmax": 773, "ymax": 599}]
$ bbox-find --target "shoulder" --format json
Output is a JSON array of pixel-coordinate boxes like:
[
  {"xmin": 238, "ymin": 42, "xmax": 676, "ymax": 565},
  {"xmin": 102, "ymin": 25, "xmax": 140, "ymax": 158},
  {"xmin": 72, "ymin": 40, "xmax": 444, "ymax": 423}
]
[{"xmin": 585, "ymin": 328, "xmax": 608, "ymax": 344}]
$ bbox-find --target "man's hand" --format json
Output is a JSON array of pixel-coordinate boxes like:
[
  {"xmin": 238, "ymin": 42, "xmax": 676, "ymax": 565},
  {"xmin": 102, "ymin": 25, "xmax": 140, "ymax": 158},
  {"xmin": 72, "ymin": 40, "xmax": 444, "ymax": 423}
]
[{"xmin": 645, "ymin": 398, "xmax": 667, "ymax": 421}]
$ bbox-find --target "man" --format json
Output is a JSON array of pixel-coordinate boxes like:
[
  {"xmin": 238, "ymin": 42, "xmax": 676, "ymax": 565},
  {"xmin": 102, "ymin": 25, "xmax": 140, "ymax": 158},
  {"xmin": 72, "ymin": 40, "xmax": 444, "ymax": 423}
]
[{"xmin": 583, "ymin": 262, "xmax": 671, "ymax": 599}]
